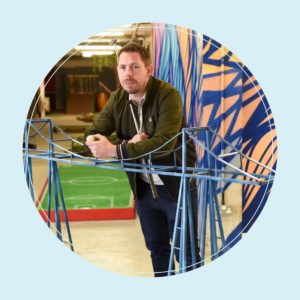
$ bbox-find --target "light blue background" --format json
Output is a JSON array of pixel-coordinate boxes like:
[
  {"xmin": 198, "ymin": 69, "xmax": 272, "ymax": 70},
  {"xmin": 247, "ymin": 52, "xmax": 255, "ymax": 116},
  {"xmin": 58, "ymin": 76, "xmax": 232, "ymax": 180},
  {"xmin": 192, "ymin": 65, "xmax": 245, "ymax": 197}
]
[{"xmin": 1, "ymin": 0, "xmax": 299, "ymax": 299}]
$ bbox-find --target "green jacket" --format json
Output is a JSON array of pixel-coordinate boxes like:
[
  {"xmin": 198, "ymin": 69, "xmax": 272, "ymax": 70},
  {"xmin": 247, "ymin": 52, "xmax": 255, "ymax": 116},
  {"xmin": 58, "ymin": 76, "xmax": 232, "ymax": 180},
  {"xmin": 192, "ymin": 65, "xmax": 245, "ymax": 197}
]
[{"xmin": 84, "ymin": 76, "xmax": 196, "ymax": 201}]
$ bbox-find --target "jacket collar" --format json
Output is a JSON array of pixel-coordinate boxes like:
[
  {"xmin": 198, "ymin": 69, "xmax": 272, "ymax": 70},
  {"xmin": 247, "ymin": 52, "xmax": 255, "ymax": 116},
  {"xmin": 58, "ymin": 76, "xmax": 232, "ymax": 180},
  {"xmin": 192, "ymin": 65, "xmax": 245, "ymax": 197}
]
[{"xmin": 143, "ymin": 76, "xmax": 155, "ymax": 108}]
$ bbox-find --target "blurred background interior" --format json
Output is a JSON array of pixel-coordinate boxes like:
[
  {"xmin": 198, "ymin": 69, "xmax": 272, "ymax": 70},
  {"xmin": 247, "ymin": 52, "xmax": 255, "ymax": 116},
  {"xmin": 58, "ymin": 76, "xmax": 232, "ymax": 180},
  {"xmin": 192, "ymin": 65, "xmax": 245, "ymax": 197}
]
[{"xmin": 28, "ymin": 23, "xmax": 152, "ymax": 131}]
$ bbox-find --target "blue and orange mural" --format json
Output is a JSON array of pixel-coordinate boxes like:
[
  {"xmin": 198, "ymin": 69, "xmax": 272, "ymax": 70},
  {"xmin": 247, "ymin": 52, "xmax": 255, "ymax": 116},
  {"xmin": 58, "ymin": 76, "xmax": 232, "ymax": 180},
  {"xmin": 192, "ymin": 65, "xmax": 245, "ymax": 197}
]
[{"xmin": 152, "ymin": 23, "xmax": 277, "ymax": 248}]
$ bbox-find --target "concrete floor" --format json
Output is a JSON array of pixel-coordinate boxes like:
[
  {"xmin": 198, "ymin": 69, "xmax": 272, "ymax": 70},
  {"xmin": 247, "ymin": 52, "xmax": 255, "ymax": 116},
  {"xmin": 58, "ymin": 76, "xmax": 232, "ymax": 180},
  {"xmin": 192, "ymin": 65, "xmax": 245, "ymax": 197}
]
[
  {"xmin": 25, "ymin": 113, "xmax": 242, "ymax": 277},
  {"xmin": 67, "ymin": 219, "xmax": 153, "ymax": 277}
]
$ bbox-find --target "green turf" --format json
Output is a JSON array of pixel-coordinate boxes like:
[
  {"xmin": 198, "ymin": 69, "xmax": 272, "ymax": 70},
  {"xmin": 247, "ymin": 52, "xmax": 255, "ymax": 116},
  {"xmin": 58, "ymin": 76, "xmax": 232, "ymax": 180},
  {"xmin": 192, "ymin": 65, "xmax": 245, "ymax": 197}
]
[{"xmin": 40, "ymin": 165, "xmax": 132, "ymax": 209}]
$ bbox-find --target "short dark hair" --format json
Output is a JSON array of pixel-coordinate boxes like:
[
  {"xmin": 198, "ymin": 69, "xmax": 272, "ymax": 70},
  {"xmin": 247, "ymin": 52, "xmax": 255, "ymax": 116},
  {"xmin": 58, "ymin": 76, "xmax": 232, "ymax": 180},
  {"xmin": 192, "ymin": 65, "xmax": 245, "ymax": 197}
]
[{"xmin": 118, "ymin": 42, "xmax": 151, "ymax": 66}]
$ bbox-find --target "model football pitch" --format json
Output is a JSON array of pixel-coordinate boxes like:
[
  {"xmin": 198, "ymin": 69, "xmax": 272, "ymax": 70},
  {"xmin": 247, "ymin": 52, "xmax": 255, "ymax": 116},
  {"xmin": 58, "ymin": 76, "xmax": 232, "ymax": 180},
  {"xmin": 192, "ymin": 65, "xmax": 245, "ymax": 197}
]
[{"xmin": 40, "ymin": 165, "xmax": 132, "ymax": 210}]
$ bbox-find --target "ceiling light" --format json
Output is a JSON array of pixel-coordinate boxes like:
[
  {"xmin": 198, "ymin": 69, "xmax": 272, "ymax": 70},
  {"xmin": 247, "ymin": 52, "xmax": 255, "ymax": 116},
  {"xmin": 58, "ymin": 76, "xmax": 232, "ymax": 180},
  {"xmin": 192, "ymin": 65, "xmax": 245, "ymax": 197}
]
[
  {"xmin": 75, "ymin": 45, "xmax": 121, "ymax": 51},
  {"xmin": 83, "ymin": 38, "xmax": 115, "ymax": 43},
  {"xmin": 81, "ymin": 51, "xmax": 114, "ymax": 57}
]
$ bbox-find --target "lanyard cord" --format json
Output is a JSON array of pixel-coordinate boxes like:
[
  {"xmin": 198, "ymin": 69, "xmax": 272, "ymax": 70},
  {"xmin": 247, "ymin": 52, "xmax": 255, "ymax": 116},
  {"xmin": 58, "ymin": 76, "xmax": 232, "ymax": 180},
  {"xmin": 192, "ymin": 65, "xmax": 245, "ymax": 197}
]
[{"xmin": 128, "ymin": 100, "xmax": 159, "ymax": 200}]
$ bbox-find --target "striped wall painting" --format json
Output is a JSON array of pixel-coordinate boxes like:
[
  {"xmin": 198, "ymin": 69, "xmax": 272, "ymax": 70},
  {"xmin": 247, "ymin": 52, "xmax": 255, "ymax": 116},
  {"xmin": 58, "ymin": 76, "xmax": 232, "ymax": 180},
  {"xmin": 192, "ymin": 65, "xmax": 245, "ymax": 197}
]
[{"xmin": 152, "ymin": 23, "xmax": 277, "ymax": 249}]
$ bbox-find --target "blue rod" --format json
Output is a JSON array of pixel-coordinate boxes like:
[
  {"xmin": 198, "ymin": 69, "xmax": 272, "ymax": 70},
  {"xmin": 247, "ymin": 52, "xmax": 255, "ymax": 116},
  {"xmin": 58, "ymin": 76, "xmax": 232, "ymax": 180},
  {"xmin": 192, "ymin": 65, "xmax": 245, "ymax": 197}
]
[
  {"xmin": 206, "ymin": 130, "xmax": 218, "ymax": 259},
  {"xmin": 46, "ymin": 121, "xmax": 53, "ymax": 228},
  {"xmin": 212, "ymin": 179, "xmax": 226, "ymax": 247},
  {"xmin": 48, "ymin": 120, "xmax": 62, "ymax": 240},
  {"xmin": 208, "ymin": 177, "xmax": 218, "ymax": 258},
  {"xmin": 24, "ymin": 152, "xmax": 274, "ymax": 181},
  {"xmin": 28, "ymin": 157, "xmax": 34, "ymax": 200},
  {"xmin": 51, "ymin": 161, "xmax": 62, "ymax": 241},
  {"xmin": 53, "ymin": 162, "xmax": 74, "ymax": 251},
  {"xmin": 168, "ymin": 178, "xmax": 183, "ymax": 275},
  {"xmin": 24, "ymin": 121, "xmax": 35, "ymax": 200},
  {"xmin": 180, "ymin": 129, "xmax": 187, "ymax": 273},
  {"xmin": 186, "ymin": 183, "xmax": 196, "ymax": 269},
  {"xmin": 200, "ymin": 179, "xmax": 208, "ymax": 266},
  {"xmin": 47, "ymin": 158, "xmax": 52, "ymax": 227}
]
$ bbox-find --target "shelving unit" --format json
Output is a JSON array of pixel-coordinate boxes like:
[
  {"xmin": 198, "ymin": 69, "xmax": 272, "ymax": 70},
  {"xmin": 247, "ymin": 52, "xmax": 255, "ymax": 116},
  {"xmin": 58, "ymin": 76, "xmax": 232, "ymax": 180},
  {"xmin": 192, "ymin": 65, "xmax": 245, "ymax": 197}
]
[{"xmin": 66, "ymin": 74, "xmax": 99, "ymax": 114}]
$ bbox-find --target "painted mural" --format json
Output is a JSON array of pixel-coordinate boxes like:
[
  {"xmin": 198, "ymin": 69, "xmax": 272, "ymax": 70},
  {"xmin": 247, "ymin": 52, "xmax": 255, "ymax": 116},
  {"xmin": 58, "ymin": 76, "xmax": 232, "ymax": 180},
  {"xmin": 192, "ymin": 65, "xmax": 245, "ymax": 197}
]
[{"xmin": 152, "ymin": 23, "xmax": 277, "ymax": 249}]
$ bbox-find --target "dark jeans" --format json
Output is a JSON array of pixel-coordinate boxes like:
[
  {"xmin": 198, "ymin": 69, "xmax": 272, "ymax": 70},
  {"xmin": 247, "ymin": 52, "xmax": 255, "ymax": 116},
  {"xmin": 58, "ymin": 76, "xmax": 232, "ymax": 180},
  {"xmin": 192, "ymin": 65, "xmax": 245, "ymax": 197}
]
[{"xmin": 136, "ymin": 177, "xmax": 200, "ymax": 277}]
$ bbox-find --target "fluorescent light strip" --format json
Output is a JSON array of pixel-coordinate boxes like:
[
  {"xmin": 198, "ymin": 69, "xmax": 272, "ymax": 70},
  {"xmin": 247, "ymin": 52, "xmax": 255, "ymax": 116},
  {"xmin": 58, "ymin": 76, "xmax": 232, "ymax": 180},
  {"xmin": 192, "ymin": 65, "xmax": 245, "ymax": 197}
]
[
  {"xmin": 82, "ymin": 51, "xmax": 114, "ymax": 57},
  {"xmin": 75, "ymin": 45, "xmax": 121, "ymax": 51},
  {"xmin": 83, "ymin": 38, "xmax": 115, "ymax": 43}
]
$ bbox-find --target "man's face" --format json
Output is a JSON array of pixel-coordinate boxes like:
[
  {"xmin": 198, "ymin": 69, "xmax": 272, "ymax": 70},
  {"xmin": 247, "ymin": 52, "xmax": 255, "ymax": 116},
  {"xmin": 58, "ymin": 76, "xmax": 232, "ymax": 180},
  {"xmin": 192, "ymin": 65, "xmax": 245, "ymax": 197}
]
[{"xmin": 117, "ymin": 52, "xmax": 153, "ymax": 95}]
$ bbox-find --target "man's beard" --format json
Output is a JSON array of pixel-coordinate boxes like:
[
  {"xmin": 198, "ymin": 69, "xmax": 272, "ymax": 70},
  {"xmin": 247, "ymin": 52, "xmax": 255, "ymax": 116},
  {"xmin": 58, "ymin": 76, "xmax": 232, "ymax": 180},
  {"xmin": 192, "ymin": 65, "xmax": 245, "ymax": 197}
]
[
  {"xmin": 122, "ymin": 80, "xmax": 139, "ymax": 94},
  {"xmin": 125, "ymin": 87, "xmax": 139, "ymax": 94}
]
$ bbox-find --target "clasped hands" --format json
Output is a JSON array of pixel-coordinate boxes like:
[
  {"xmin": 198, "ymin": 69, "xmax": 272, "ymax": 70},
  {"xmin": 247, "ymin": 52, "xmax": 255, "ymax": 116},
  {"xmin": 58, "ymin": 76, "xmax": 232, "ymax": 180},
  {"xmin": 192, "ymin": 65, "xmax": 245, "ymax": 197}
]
[
  {"xmin": 128, "ymin": 132, "xmax": 148, "ymax": 144},
  {"xmin": 85, "ymin": 133, "xmax": 149, "ymax": 159}
]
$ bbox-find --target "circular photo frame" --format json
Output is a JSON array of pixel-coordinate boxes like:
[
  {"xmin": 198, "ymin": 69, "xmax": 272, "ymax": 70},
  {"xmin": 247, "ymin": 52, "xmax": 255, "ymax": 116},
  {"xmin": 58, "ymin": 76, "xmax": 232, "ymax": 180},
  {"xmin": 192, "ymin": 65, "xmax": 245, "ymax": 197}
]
[{"xmin": 23, "ymin": 22, "xmax": 277, "ymax": 277}]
